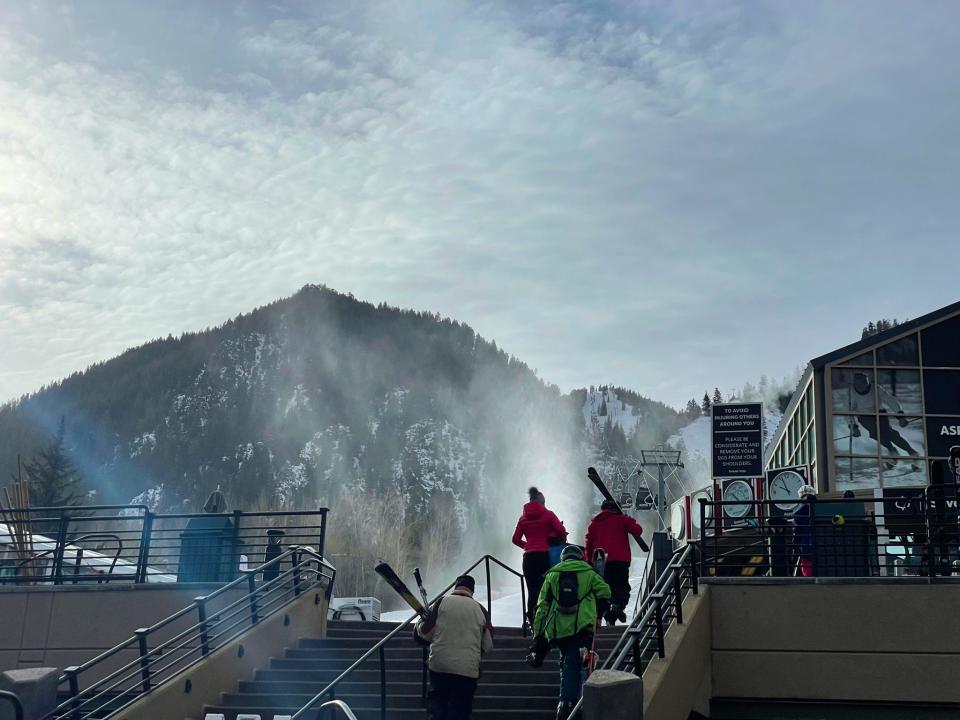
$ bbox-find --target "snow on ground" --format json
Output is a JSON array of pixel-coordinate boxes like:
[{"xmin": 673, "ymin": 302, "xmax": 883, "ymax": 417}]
[{"xmin": 380, "ymin": 555, "xmax": 651, "ymax": 628}]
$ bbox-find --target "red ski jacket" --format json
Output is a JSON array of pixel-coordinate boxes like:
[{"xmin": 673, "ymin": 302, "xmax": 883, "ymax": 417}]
[
  {"xmin": 512, "ymin": 502, "xmax": 567, "ymax": 554},
  {"xmin": 584, "ymin": 510, "xmax": 644, "ymax": 564}
]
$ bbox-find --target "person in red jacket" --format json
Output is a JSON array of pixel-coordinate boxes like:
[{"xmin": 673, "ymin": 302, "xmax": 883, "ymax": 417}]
[
  {"xmin": 512, "ymin": 486, "xmax": 567, "ymax": 627},
  {"xmin": 584, "ymin": 500, "xmax": 644, "ymax": 625}
]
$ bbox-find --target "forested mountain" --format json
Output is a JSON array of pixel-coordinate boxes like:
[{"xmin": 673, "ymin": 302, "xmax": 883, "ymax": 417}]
[{"xmin": 0, "ymin": 285, "xmax": 686, "ymax": 596}]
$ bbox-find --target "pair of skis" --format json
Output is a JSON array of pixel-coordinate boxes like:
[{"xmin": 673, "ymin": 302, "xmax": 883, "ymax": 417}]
[
  {"xmin": 587, "ymin": 466, "xmax": 651, "ymax": 553},
  {"xmin": 374, "ymin": 563, "xmax": 431, "ymax": 619}
]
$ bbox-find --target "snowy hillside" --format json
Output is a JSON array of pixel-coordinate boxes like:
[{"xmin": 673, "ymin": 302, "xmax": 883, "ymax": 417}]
[{"xmin": 581, "ymin": 386, "xmax": 642, "ymax": 440}]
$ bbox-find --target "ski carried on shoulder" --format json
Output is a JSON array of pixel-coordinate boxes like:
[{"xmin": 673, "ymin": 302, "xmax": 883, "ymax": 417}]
[
  {"xmin": 375, "ymin": 562, "xmax": 428, "ymax": 620},
  {"xmin": 587, "ymin": 466, "xmax": 620, "ymax": 510},
  {"xmin": 413, "ymin": 567, "xmax": 429, "ymax": 608},
  {"xmin": 587, "ymin": 466, "xmax": 650, "ymax": 553}
]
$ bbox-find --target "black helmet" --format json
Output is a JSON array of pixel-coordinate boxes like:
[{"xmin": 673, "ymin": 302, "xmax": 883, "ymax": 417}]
[{"xmin": 560, "ymin": 545, "xmax": 584, "ymax": 562}]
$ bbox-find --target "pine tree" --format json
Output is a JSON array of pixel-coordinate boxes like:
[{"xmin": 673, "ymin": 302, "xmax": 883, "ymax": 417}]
[
  {"xmin": 684, "ymin": 398, "xmax": 700, "ymax": 418},
  {"xmin": 599, "ymin": 398, "xmax": 608, "ymax": 416},
  {"xmin": 21, "ymin": 417, "xmax": 85, "ymax": 509},
  {"xmin": 712, "ymin": 388, "xmax": 723, "ymax": 405},
  {"xmin": 701, "ymin": 393, "xmax": 712, "ymax": 416}
]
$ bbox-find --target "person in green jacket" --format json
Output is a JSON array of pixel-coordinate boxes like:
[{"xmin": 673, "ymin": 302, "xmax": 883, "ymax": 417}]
[{"xmin": 530, "ymin": 544, "xmax": 611, "ymax": 720}]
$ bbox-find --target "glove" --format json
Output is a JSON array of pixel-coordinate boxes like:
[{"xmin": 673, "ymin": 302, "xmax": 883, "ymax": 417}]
[
  {"xmin": 525, "ymin": 636, "xmax": 550, "ymax": 668},
  {"xmin": 898, "ymin": 413, "xmax": 908, "ymax": 428},
  {"xmin": 597, "ymin": 598, "xmax": 610, "ymax": 620}
]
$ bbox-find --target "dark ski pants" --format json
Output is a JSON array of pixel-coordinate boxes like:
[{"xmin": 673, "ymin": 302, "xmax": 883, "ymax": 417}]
[
  {"xmin": 523, "ymin": 551, "xmax": 551, "ymax": 626},
  {"xmin": 427, "ymin": 671, "xmax": 478, "ymax": 720},
  {"xmin": 556, "ymin": 636, "xmax": 585, "ymax": 701},
  {"xmin": 604, "ymin": 560, "xmax": 631, "ymax": 612}
]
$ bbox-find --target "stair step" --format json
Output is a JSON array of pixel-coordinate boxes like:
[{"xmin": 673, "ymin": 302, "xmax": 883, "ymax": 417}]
[
  {"xmin": 238, "ymin": 680, "xmax": 558, "ymax": 697},
  {"xmin": 254, "ymin": 669, "xmax": 558, "ymax": 685},
  {"xmin": 203, "ymin": 706, "xmax": 555, "ymax": 720},
  {"xmin": 269, "ymin": 658, "xmax": 561, "ymax": 671},
  {"xmin": 219, "ymin": 692, "xmax": 558, "ymax": 710}
]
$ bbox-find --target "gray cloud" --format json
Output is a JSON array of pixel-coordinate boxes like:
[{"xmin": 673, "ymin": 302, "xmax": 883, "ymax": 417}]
[{"xmin": 1, "ymin": 1, "xmax": 959, "ymax": 406}]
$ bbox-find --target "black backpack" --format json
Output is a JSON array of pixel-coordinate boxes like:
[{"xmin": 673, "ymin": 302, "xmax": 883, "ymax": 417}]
[{"xmin": 556, "ymin": 571, "xmax": 580, "ymax": 614}]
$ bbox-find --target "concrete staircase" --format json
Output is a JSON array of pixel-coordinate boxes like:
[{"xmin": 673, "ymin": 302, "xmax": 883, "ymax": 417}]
[{"xmin": 202, "ymin": 620, "xmax": 624, "ymax": 720}]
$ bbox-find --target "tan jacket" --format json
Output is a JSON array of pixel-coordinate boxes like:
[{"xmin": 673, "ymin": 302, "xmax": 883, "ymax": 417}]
[{"xmin": 415, "ymin": 589, "xmax": 493, "ymax": 678}]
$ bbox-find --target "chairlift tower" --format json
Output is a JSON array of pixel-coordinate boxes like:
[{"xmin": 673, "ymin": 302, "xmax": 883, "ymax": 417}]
[{"xmin": 639, "ymin": 446, "xmax": 684, "ymax": 579}]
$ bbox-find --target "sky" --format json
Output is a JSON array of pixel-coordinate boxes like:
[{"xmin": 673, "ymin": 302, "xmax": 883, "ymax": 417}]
[{"xmin": 1, "ymin": 1, "xmax": 959, "ymax": 409}]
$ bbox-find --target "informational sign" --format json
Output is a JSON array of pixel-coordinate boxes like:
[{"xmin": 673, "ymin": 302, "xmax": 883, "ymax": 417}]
[
  {"xmin": 712, "ymin": 402, "xmax": 764, "ymax": 479},
  {"xmin": 925, "ymin": 416, "xmax": 960, "ymax": 457}
]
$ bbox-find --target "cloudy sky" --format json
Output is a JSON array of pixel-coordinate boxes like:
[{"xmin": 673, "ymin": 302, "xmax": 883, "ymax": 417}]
[{"xmin": 1, "ymin": 1, "xmax": 959, "ymax": 408}]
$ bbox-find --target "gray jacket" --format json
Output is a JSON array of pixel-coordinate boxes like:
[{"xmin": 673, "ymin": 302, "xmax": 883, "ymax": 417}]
[{"xmin": 415, "ymin": 590, "xmax": 493, "ymax": 678}]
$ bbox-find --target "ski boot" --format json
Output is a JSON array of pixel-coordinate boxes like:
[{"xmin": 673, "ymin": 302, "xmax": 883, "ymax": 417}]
[
  {"xmin": 556, "ymin": 700, "xmax": 576, "ymax": 720},
  {"xmin": 605, "ymin": 603, "xmax": 622, "ymax": 626}
]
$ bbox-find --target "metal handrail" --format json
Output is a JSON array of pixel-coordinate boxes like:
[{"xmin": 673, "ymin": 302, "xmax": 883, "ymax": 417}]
[
  {"xmin": 569, "ymin": 542, "xmax": 699, "ymax": 718},
  {"xmin": 45, "ymin": 546, "xmax": 336, "ymax": 720},
  {"xmin": 290, "ymin": 553, "xmax": 526, "ymax": 720},
  {"xmin": 0, "ymin": 691, "xmax": 23, "ymax": 720},
  {"xmin": 317, "ymin": 700, "xmax": 360, "ymax": 720},
  {"xmin": 0, "ymin": 505, "xmax": 329, "ymax": 586},
  {"xmin": 16, "ymin": 533, "xmax": 123, "ymax": 580}
]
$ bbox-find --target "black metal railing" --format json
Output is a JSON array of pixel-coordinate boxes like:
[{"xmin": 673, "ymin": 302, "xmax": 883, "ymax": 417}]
[
  {"xmin": 569, "ymin": 542, "xmax": 699, "ymax": 718},
  {"xmin": 290, "ymin": 554, "xmax": 526, "ymax": 720},
  {"xmin": 699, "ymin": 494, "xmax": 960, "ymax": 578},
  {"xmin": 44, "ymin": 547, "xmax": 336, "ymax": 720},
  {"xmin": 0, "ymin": 505, "xmax": 328, "ymax": 585},
  {"xmin": 0, "ymin": 690, "xmax": 24, "ymax": 720}
]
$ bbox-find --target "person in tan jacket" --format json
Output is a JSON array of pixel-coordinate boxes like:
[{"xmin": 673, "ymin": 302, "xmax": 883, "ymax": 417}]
[{"xmin": 415, "ymin": 575, "xmax": 494, "ymax": 719}]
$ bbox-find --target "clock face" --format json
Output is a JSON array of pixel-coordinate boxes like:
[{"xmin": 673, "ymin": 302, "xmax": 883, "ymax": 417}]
[
  {"xmin": 722, "ymin": 480, "xmax": 753, "ymax": 518},
  {"xmin": 769, "ymin": 470, "xmax": 805, "ymax": 511}
]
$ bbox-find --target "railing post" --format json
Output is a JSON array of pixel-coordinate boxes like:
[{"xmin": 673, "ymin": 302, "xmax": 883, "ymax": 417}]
[
  {"xmin": 65, "ymin": 666, "xmax": 81, "ymax": 720},
  {"xmin": 293, "ymin": 549, "xmax": 303, "ymax": 596},
  {"xmin": 73, "ymin": 548, "xmax": 83, "ymax": 584},
  {"xmin": 631, "ymin": 636, "xmax": 642, "ymax": 677},
  {"xmin": 673, "ymin": 571, "xmax": 683, "ymax": 625},
  {"xmin": 247, "ymin": 570, "xmax": 259, "ymax": 625},
  {"xmin": 232, "ymin": 509, "xmax": 242, "ymax": 581},
  {"xmin": 484, "ymin": 556, "xmax": 492, "ymax": 620},
  {"xmin": 379, "ymin": 644, "xmax": 387, "ymax": 720},
  {"xmin": 690, "ymin": 544, "xmax": 700, "ymax": 595},
  {"xmin": 520, "ymin": 574, "xmax": 528, "ymax": 637},
  {"xmin": 52, "ymin": 514, "xmax": 70, "ymax": 585},
  {"xmin": 318, "ymin": 509, "xmax": 328, "ymax": 559},
  {"xmin": 653, "ymin": 598, "xmax": 665, "ymax": 658},
  {"xmin": 135, "ymin": 629, "xmax": 151, "ymax": 694},
  {"xmin": 195, "ymin": 597, "xmax": 210, "ymax": 656},
  {"xmin": 135, "ymin": 510, "xmax": 154, "ymax": 584}
]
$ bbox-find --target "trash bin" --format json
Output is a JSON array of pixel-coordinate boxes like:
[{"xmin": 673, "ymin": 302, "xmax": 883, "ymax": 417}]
[
  {"xmin": 262, "ymin": 529, "xmax": 285, "ymax": 582},
  {"xmin": 177, "ymin": 516, "xmax": 242, "ymax": 583}
]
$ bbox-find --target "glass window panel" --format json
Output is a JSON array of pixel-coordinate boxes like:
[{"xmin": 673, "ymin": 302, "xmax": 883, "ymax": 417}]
[
  {"xmin": 833, "ymin": 415, "xmax": 880, "ymax": 455},
  {"xmin": 876, "ymin": 334, "xmax": 919, "ymax": 366},
  {"xmin": 882, "ymin": 459, "xmax": 928, "ymax": 488},
  {"xmin": 835, "ymin": 457, "xmax": 880, "ymax": 491},
  {"xmin": 840, "ymin": 351, "xmax": 874, "ymax": 366},
  {"xmin": 832, "ymin": 369, "xmax": 876, "ymax": 413},
  {"xmin": 877, "ymin": 369, "xmax": 922, "ymax": 414},
  {"xmin": 922, "ymin": 370, "xmax": 960, "ymax": 415},
  {"xmin": 921, "ymin": 316, "xmax": 960, "ymax": 367},
  {"xmin": 879, "ymin": 416, "xmax": 924, "ymax": 458}
]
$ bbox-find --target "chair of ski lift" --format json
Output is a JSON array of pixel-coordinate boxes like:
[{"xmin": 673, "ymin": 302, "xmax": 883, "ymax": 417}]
[{"xmin": 618, "ymin": 491, "xmax": 634, "ymax": 508}]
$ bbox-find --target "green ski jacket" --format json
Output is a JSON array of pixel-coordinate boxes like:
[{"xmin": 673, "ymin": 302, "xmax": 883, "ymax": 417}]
[{"xmin": 533, "ymin": 559, "xmax": 611, "ymax": 641}]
